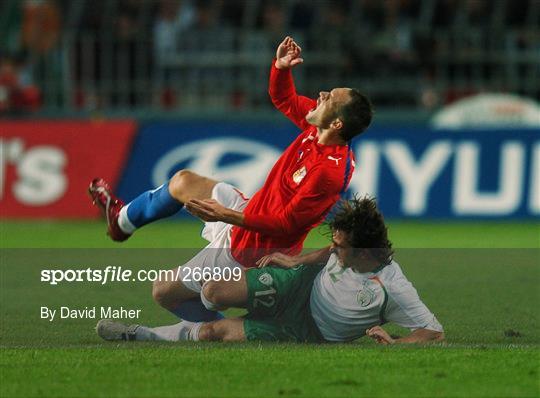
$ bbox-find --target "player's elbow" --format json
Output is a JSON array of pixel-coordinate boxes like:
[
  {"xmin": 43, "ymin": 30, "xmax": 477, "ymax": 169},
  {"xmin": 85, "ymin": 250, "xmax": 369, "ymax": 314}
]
[
  {"xmin": 268, "ymin": 90, "xmax": 285, "ymax": 109},
  {"xmin": 268, "ymin": 84, "xmax": 277, "ymax": 98},
  {"xmin": 269, "ymin": 96, "xmax": 280, "ymax": 110}
]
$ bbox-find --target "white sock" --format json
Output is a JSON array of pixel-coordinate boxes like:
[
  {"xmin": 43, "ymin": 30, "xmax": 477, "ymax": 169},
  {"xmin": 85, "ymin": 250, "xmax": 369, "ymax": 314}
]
[
  {"xmin": 117, "ymin": 205, "xmax": 136, "ymax": 234},
  {"xmin": 188, "ymin": 322, "xmax": 202, "ymax": 341},
  {"xmin": 135, "ymin": 321, "xmax": 202, "ymax": 341}
]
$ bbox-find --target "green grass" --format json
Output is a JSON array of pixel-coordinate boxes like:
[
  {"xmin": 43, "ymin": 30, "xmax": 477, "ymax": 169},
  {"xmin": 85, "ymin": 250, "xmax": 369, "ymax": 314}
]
[
  {"xmin": 1, "ymin": 220, "xmax": 539, "ymax": 397},
  {"xmin": 2, "ymin": 346, "xmax": 538, "ymax": 398}
]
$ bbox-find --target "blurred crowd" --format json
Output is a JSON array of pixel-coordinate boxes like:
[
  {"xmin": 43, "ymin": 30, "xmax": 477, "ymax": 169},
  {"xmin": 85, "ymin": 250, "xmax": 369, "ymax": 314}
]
[
  {"xmin": 1, "ymin": 0, "xmax": 62, "ymax": 113},
  {"xmin": 1, "ymin": 0, "xmax": 538, "ymax": 114}
]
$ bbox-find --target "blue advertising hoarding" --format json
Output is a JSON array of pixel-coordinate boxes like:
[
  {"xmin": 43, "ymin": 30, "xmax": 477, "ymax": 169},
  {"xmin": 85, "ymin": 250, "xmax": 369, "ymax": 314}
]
[{"xmin": 117, "ymin": 121, "xmax": 539, "ymax": 219}]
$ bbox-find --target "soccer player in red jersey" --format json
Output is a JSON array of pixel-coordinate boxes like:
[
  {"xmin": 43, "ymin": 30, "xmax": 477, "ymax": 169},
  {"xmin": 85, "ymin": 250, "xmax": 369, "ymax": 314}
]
[{"xmin": 89, "ymin": 37, "xmax": 373, "ymax": 322}]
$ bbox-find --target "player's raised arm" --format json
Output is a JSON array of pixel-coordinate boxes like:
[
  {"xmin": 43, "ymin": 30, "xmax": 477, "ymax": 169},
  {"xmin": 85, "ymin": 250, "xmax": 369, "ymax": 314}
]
[{"xmin": 269, "ymin": 36, "xmax": 316, "ymax": 131}]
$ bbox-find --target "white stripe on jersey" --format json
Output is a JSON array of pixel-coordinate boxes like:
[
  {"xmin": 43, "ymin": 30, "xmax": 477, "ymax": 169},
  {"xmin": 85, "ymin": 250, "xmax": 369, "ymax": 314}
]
[{"xmin": 309, "ymin": 253, "xmax": 443, "ymax": 342}]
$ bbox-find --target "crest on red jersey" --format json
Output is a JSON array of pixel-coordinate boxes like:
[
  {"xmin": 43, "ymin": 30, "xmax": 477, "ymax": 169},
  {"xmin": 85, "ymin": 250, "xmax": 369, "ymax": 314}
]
[{"xmin": 292, "ymin": 166, "xmax": 307, "ymax": 184}]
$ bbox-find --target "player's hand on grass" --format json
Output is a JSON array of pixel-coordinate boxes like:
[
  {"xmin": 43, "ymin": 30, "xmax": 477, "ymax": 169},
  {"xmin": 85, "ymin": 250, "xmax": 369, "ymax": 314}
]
[
  {"xmin": 256, "ymin": 252, "xmax": 299, "ymax": 269},
  {"xmin": 366, "ymin": 326, "xmax": 395, "ymax": 345},
  {"xmin": 275, "ymin": 36, "xmax": 303, "ymax": 70},
  {"xmin": 186, "ymin": 199, "xmax": 228, "ymax": 222}
]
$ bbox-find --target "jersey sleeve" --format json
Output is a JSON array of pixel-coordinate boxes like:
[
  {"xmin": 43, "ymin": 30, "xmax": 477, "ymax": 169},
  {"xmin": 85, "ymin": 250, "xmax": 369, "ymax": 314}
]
[
  {"xmin": 243, "ymin": 166, "xmax": 342, "ymax": 237},
  {"xmin": 384, "ymin": 278, "xmax": 444, "ymax": 332},
  {"xmin": 269, "ymin": 61, "xmax": 317, "ymax": 131}
]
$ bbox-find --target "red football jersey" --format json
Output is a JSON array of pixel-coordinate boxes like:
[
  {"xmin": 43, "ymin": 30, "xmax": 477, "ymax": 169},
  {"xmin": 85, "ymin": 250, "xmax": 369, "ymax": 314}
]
[{"xmin": 230, "ymin": 62, "xmax": 355, "ymax": 267}]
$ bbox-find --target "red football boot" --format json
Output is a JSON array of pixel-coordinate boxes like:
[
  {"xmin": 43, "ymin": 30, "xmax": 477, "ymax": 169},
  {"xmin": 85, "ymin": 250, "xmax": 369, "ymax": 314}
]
[{"xmin": 88, "ymin": 178, "xmax": 131, "ymax": 242}]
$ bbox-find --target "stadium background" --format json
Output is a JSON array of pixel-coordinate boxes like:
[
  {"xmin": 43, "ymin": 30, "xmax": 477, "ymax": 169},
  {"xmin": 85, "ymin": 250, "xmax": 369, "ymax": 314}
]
[
  {"xmin": 1, "ymin": 0, "xmax": 539, "ymax": 221},
  {"xmin": 1, "ymin": 1, "xmax": 539, "ymax": 398}
]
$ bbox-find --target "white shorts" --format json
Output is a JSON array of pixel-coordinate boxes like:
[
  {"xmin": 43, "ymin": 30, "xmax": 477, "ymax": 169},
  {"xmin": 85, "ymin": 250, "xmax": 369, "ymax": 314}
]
[{"xmin": 180, "ymin": 182, "xmax": 249, "ymax": 293}]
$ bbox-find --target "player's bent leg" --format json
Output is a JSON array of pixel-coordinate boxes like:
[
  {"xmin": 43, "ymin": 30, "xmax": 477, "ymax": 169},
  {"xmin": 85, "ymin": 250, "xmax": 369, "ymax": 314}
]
[
  {"xmin": 198, "ymin": 318, "xmax": 246, "ymax": 342},
  {"xmin": 153, "ymin": 240, "xmax": 243, "ymax": 322},
  {"xmin": 200, "ymin": 272, "xmax": 248, "ymax": 311},
  {"xmin": 152, "ymin": 264, "xmax": 223, "ymax": 322},
  {"xmin": 168, "ymin": 169, "xmax": 218, "ymax": 203}
]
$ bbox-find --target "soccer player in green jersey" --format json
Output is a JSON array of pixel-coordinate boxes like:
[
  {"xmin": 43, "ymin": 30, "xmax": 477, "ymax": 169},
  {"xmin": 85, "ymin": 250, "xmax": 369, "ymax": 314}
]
[{"xmin": 97, "ymin": 197, "xmax": 444, "ymax": 345}]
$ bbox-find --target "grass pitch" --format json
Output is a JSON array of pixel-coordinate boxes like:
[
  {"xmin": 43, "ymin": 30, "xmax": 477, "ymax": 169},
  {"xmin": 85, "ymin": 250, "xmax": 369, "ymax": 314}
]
[{"xmin": 1, "ymin": 220, "xmax": 539, "ymax": 397}]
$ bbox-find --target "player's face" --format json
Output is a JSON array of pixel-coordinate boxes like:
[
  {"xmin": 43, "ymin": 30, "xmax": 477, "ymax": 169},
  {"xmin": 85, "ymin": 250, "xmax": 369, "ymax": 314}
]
[
  {"xmin": 306, "ymin": 88, "xmax": 352, "ymax": 129},
  {"xmin": 332, "ymin": 229, "xmax": 375, "ymax": 271}
]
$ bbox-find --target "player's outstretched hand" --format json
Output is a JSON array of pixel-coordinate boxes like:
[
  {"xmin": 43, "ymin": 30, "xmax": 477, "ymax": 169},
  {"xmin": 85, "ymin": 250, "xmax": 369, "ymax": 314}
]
[
  {"xmin": 275, "ymin": 36, "xmax": 304, "ymax": 70},
  {"xmin": 186, "ymin": 198, "xmax": 227, "ymax": 223},
  {"xmin": 366, "ymin": 326, "xmax": 395, "ymax": 345},
  {"xmin": 256, "ymin": 252, "xmax": 299, "ymax": 269}
]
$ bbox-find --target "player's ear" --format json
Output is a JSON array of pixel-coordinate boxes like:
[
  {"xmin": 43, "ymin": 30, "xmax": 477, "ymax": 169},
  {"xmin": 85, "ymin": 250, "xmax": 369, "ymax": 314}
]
[{"xmin": 331, "ymin": 118, "xmax": 343, "ymax": 131}]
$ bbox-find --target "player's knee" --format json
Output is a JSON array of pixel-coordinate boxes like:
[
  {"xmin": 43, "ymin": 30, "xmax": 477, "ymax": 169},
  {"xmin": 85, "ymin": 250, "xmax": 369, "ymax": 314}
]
[
  {"xmin": 169, "ymin": 169, "xmax": 198, "ymax": 202},
  {"xmin": 201, "ymin": 281, "xmax": 226, "ymax": 310},
  {"xmin": 152, "ymin": 280, "xmax": 174, "ymax": 309}
]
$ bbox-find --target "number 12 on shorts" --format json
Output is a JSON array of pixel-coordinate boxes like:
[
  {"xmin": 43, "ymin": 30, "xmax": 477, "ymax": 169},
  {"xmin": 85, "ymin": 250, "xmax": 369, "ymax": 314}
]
[{"xmin": 253, "ymin": 287, "xmax": 277, "ymax": 308}]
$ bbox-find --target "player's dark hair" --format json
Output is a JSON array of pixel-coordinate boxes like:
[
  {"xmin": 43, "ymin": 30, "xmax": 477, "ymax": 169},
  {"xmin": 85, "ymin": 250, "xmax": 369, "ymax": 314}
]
[
  {"xmin": 329, "ymin": 196, "xmax": 393, "ymax": 265},
  {"xmin": 337, "ymin": 89, "xmax": 373, "ymax": 141}
]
